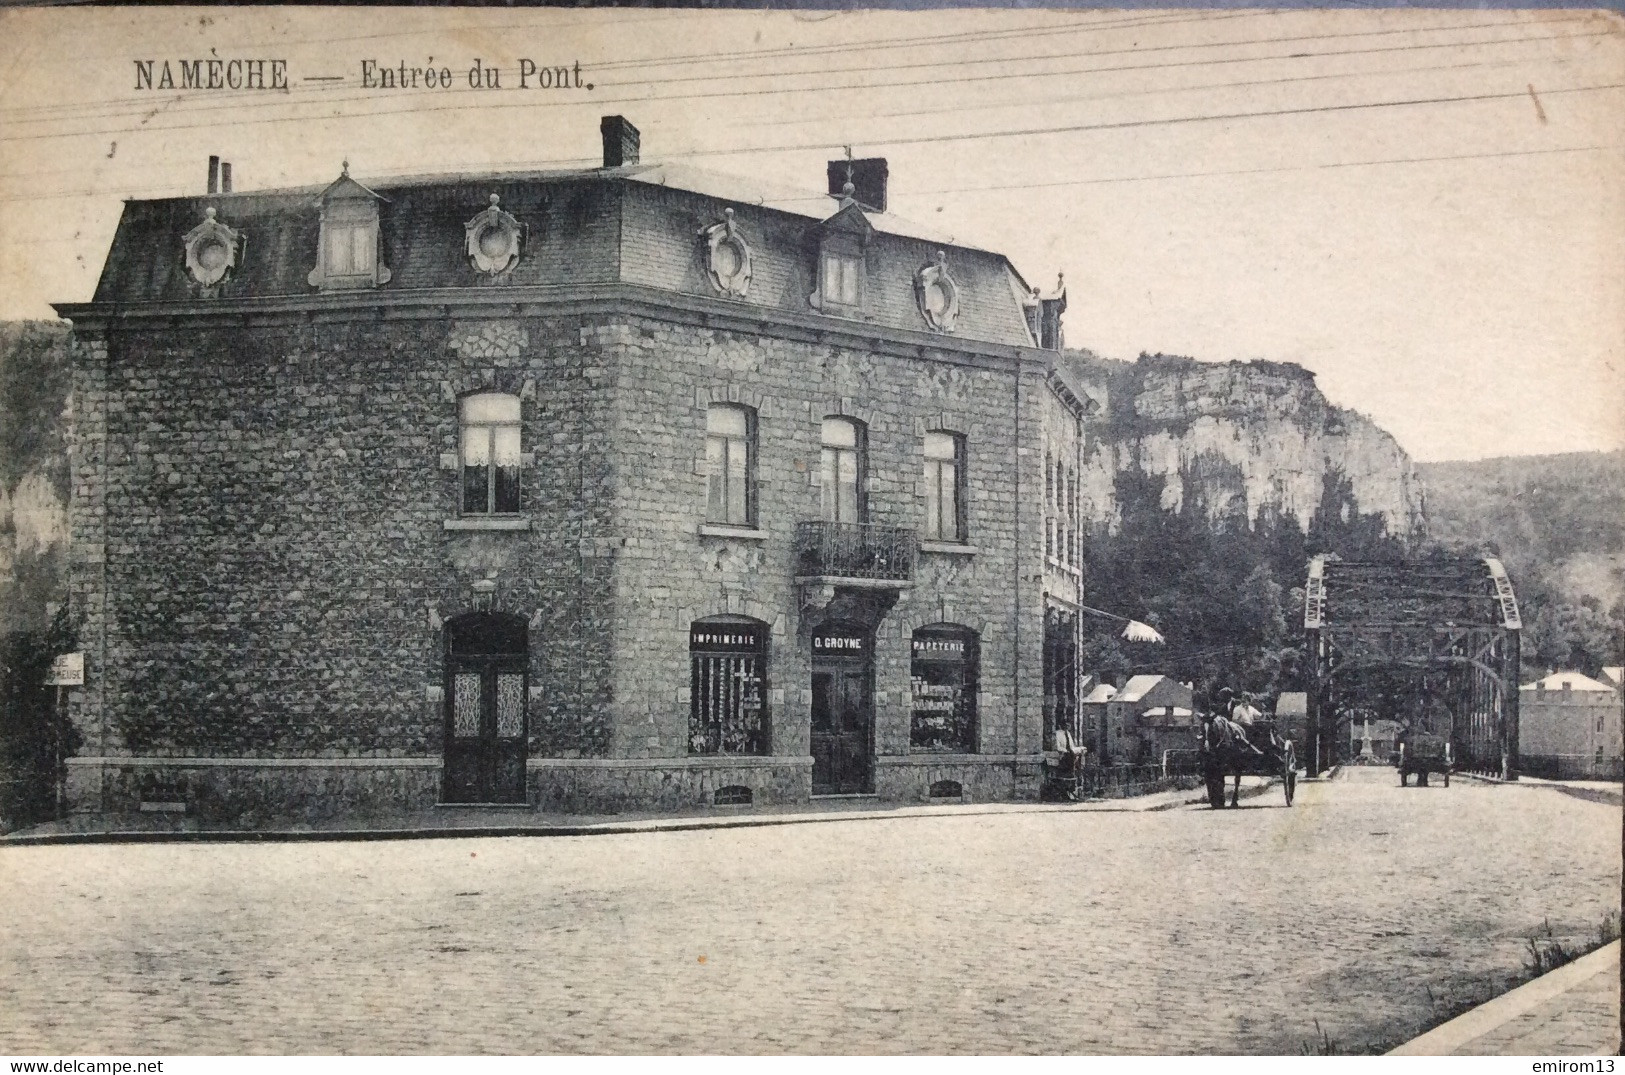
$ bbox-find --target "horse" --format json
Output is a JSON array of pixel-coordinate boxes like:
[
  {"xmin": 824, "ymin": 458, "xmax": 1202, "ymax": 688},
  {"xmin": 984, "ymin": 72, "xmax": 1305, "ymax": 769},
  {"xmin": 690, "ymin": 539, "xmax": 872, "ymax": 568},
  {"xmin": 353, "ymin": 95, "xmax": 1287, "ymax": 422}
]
[{"xmin": 1199, "ymin": 711, "xmax": 1267, "ymax": 808}]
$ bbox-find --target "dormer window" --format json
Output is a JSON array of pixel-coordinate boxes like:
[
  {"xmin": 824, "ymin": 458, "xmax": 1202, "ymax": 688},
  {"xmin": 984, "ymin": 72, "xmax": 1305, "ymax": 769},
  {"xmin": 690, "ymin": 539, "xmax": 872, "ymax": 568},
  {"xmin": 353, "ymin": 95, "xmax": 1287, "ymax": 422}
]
[
  {"xmin": 808, "ymin": 201, "xmax": 873, "ymax": 317},
  {"xmin": 308, "ymin": 163, "xmax": 391, "ymax": 291}
]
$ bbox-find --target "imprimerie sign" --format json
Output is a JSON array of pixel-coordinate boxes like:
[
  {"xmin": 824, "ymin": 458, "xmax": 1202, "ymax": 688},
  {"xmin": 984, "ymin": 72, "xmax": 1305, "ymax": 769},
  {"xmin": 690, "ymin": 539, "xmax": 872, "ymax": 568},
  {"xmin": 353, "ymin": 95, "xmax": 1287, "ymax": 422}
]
[{"xmin": 689, "ymin": 625, "xmax": 763, "ymax": 653}]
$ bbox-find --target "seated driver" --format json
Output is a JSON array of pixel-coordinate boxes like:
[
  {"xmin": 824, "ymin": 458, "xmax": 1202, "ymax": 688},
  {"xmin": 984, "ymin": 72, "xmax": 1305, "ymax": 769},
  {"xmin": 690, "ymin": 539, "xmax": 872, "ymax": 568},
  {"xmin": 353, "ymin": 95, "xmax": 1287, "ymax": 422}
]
[{"xmin": 1215, "ymin": 687, "xmax": 1265, "ymax": 755}]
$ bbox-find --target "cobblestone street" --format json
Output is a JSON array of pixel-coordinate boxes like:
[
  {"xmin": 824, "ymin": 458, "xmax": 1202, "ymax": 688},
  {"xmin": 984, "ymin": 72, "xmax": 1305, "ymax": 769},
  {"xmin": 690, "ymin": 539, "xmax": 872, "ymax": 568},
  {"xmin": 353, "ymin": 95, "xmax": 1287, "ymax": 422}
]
[{"xmin": 1, "ymin": 769, "xmax": 1618, "ymax": 1055}]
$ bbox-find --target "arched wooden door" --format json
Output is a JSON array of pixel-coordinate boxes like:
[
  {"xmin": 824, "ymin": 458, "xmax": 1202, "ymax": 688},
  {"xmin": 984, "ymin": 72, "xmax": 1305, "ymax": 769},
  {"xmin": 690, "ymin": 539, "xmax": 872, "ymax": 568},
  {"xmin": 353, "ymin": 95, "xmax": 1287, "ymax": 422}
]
[{"xmin": 443, "ymin": 613, "xmax": 528, "ymax": 804}]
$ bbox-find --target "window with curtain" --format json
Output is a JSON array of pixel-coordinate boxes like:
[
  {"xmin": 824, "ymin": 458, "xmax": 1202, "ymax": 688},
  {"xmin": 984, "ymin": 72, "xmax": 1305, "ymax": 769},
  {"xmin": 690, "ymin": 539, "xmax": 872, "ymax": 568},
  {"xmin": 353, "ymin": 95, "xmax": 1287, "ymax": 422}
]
[
  {"xmin": 706, "ymin": 404, "xmax": 755, "ymax": 526},
  {"xmin": 325, "ymin": 222, "xmax": 375, "ymax": 276},
  {"xmin": 923, "ymin": 431, "xmax": 965, "ymax": 542},
  {"xmin": 820, "ymin": 252, "xmax": 863, "ymax": 308},
  {"xmin": 820, "ymin": 416, "xmax": 865, "ymax": 524},
  {"xmin": 460, "ymin": 392, "xmax": 522, "ymax": 515}
]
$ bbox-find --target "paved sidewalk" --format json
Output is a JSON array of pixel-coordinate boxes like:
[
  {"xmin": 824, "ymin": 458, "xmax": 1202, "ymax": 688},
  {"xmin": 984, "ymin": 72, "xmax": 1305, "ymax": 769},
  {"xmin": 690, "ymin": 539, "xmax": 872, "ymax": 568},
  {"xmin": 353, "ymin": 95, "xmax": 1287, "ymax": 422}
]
[
  {"xmin": 1389, "ymin": 940, "xmax": 1621, "ymax": 1055},
  {"xmin": 2, "ymin": 776, "xmax": 1276, "ymax": 845},
  {"xmin": 1459, "ymin": 772, "xmax": 1623, "ymax": 807}
]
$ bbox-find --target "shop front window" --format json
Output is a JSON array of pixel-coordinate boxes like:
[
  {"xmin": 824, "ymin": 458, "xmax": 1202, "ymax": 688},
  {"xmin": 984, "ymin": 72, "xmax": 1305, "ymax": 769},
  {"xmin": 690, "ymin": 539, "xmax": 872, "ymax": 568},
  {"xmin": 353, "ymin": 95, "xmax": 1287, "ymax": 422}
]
[
  {"xmin": 910, "ymin": 624, "xmax": 979, "ymax": 753},
  {"xmin": 690, "ymin": 617, "xmax": 769, "ymax": 755}
]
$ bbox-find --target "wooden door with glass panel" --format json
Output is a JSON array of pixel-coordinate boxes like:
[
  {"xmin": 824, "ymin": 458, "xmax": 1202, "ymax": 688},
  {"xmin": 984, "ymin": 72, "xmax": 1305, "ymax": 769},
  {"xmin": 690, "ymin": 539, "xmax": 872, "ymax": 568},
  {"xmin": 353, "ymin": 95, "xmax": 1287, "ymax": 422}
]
[
  {"xmin": 810, "ymin": 627, "xmax": 874, "ymax": 795},
  {"xmin": 443, "ymin": 614, "xmax": 528, "ymax": 804}
]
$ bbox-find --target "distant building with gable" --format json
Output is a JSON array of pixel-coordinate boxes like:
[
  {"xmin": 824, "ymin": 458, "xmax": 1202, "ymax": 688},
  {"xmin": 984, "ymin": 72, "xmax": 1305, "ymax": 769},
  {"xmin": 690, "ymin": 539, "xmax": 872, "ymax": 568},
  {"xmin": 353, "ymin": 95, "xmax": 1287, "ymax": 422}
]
[
  {"xmin": 1078, "ymin": 674, "xmax": 1192, "ymax": 765},
  {"xmin": 1519, "ymin": 671, "xmax": 1622, "ymax": 779}
]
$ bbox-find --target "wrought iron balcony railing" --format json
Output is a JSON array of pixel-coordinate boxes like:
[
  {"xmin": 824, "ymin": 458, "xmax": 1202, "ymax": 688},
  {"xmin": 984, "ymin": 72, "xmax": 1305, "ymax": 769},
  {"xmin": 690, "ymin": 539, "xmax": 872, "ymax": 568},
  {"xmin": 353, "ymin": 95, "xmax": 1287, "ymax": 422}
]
[{"xmin": 794, "ymin": 520, "xmax": 917, "ymax": 583}]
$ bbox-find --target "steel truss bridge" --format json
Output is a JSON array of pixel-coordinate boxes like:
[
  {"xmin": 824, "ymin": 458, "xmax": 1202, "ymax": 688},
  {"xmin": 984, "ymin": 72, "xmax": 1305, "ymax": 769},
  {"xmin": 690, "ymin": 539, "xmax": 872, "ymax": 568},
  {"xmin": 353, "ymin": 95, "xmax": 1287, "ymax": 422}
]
[{"xmin": 1303, "ymin": 555, "xmax": 1522, "ymax": 778}]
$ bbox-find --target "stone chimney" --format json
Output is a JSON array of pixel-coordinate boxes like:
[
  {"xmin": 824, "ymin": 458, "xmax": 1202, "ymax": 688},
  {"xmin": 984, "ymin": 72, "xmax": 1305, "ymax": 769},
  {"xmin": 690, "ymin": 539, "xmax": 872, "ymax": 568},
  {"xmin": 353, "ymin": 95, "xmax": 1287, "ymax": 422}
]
[
  {"xmin": 601, "ymin": 116, "xmax": 640, "ymax": 168},
  {"xmin": 208, "ymin": 155, "xmax": 220, "ymax": 194},
  {"xmin": 826, "ymin": 157, "xmax": 887, "ymax": 213}
]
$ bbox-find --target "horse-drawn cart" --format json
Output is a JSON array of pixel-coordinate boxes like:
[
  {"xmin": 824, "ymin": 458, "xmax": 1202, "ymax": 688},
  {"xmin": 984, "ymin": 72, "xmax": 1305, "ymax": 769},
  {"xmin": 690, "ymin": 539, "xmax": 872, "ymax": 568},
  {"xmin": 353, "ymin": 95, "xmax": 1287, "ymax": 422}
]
[
  {"xmin": 1200, "ymin": 716, "xmax": 1298, "ymax": 808},
  {"xmin": 1398, "ymin": 733, "xmax": 1452, "ymax": 787}
]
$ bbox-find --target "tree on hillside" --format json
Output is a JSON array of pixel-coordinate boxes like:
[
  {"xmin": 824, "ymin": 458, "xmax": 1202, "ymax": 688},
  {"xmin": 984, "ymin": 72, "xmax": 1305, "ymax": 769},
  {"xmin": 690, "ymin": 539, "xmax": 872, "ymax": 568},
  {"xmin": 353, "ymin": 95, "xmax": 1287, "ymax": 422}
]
[
  {"xmin": 1522, "ymin": 598, "xmax": 1625, "ymax": 680},
  {"xmin": 1081, "ymin": 462, "xmax": 1407, "ymax": 705}
]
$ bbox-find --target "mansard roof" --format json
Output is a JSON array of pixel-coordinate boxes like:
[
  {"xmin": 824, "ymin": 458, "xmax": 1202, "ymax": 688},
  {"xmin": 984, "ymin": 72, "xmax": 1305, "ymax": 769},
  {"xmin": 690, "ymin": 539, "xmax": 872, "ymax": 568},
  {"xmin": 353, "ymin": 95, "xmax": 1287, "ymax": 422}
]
[{"xmin": 77, "ymin": 159, "xmax": 1039, "ymax": 349}]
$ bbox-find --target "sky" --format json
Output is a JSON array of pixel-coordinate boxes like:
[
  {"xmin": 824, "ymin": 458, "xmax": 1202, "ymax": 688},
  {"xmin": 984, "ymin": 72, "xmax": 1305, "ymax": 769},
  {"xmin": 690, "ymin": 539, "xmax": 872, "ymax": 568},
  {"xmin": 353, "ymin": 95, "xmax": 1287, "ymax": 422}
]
[{"xmin": 0, "ymin": 6, "xmax": 1620, "ymax": 463}]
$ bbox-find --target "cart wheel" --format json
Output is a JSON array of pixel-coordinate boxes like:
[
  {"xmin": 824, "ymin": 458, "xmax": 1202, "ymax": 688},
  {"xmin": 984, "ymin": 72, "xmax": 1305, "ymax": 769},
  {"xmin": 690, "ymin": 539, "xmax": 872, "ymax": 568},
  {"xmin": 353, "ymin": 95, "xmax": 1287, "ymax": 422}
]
[
  {"xmin": 1284, "ymin": 767, "xmax": 1296, "ymax": 806},
  {"xmin": 1443, "ymin": 770, "xmax": 1450, "ymax": 788},
  {"xmin": 1204, "ymin": 763, "xmax": 1226, "ymax": 809}
]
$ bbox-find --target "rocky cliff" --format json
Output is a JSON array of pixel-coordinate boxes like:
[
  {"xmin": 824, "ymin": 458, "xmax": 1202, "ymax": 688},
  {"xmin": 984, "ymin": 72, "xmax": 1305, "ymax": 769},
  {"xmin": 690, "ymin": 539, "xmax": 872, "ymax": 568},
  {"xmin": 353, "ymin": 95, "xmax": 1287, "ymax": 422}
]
[
  {"xmin": 1061, "ymin": 351, "xmax": 1426, "ymax": 540},
  {"xmin": 0, "ymin": 321, "xmax": 71, "ymax": 634}
]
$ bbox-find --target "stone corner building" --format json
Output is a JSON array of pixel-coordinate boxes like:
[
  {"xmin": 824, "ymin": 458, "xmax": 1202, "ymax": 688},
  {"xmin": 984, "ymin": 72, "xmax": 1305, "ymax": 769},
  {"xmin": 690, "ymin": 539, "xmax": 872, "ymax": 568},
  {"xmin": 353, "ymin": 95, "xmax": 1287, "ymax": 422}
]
[{"xmin": 55, "ymin": 117, "xmax": 1098, "ymax": 822}]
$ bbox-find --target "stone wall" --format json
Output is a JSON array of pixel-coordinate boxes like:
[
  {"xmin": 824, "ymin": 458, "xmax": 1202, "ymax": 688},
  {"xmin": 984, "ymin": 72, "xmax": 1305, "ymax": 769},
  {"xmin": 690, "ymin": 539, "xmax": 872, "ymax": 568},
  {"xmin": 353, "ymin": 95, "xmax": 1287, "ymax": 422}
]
[
  {"xmin": 69, "ymin": 315, "xmax": 618, "ymax": 803},
  {"xmin": 66, "ymin": 305, "xmax": 1061, "ymax": 820},
  {"xmin": 596, "ymin": 315, "xmax": 1051, "ymax": 793}
]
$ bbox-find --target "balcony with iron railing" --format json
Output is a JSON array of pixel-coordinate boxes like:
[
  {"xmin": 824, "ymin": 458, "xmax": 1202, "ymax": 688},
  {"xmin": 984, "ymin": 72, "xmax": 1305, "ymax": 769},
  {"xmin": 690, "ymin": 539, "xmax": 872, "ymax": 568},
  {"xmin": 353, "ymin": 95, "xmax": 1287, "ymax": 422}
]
[{"xmin": 793, "ymin": 520, "xmax": 916, "ymax": 586}]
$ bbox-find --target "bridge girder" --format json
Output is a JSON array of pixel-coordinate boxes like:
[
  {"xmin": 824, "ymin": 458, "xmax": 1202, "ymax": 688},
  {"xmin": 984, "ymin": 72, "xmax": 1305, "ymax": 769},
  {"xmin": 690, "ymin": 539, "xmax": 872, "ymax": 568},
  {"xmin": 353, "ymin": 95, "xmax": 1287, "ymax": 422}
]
[{"xmin": 1303, "ymin": 556, "xmax": 1521, "ymax": 777}]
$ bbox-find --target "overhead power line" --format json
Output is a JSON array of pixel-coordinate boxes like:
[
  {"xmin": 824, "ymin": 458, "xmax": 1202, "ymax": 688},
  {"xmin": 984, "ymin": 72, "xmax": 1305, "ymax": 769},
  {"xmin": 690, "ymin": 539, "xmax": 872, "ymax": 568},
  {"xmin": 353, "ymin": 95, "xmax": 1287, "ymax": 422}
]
[
  {"xmin": 596, "ymin": 14, "xmax": 1589, "ymax": 93},
  {"xmin": 907, "ymin": 144, "xmax": 1618, "ymax": 196},
  {"xmin": 758, "ymin": 49, "xmax": 1587, "ymax": 131},
  {"xmin": 1, "ymin": 81, "xmax": 1617, "ymax": 207},
  {"xmin": 656, "ymin": 81, "xmax": 1625, "ymax": 160}
]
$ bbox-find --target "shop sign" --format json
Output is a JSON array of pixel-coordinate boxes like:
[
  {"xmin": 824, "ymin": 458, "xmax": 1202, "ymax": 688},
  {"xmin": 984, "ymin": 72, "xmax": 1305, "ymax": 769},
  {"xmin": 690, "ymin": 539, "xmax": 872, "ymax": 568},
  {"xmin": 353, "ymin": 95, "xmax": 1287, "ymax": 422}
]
[
  {"xmin": 690, "ymin": 625, "xmax": 765, "ymax": 653},
  {"xmin": 812, "ymin": 633, "xmax": 869, "ymax": 656}
]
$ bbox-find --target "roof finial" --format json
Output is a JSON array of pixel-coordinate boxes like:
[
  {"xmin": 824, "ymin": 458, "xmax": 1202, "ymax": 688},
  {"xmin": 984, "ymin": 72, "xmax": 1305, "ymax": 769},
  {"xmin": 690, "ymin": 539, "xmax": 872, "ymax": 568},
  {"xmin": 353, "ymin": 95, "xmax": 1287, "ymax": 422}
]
[
  {"xmin": 489, "ymin": 192, "xmax": 500, "ymax": 206},
  {"xmin": 341, "ymin": 159, "xmax": 350, "ymax": 177}
]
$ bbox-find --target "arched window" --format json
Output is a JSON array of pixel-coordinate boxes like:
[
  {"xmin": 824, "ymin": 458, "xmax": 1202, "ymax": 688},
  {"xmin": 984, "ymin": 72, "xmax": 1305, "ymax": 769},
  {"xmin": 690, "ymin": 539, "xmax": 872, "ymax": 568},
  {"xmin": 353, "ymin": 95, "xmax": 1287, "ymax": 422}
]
[
  {"xmin": 910, "ymin": 624, "xmax": 979, "ymax": 753},
  {"xmin": 923, "ymin": 431, "xmax": 966, "ymax": 542},
  {"xmin": 820, "ymin": 416, "xmax": 865, "ymax": 525},
  {"xmin": 460, "ymin": 392, "xmax": 521, "ymax": 515},
  {"xmin": 690, "ymin": 617, "xmax": 769, "ymax": 756},
  {"xmin": 706, "ymin": 404, "xmax": 756, "ymax": 527}
]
